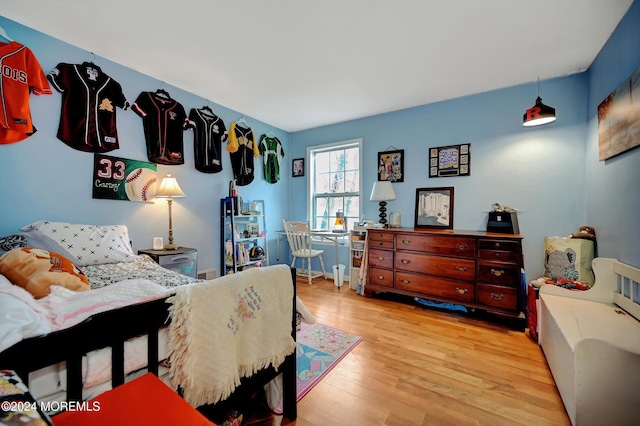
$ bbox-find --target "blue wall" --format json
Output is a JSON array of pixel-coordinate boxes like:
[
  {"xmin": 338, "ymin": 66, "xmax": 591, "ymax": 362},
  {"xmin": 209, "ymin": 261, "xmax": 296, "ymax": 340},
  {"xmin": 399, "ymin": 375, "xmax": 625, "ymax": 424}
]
[
  {"xmin": 291, "ymin": 0, "xmax": 640, "ymax": 276},
  {"xmin": 291, "ymin": 74, "xmax": 589, "ymax": 277},
  {"xmin": 0, "ymin": 17, "xmax": 290, "ymax": 273},
  {"xmin": 585, "ymin": 0, "xmax": 640, "ymax": 266},
  {"xmin": 2, "ymin": 0, "xmax": 639, "ymax": 278}
]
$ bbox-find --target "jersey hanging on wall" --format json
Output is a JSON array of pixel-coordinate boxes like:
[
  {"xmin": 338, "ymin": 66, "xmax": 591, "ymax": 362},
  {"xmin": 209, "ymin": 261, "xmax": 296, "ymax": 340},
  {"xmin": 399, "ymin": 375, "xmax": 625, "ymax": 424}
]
[
  {"xmin": 227, "ymin": 121, "xmax": 259, "ymax": 186},
  {"xmin": 47, "ymin": 62, "xmax": 129, "ymax": 152},
  {"xmin": 0, "ymin": 41, "xmax": 52, "ymax": 144},
  {"xmin": 132, "ymin": 91, "xmax": 188, "ymax": 165},
  {"xmin": 188, "ymin": 107, "xmax": 227, "ymax": 173},
  {"xmin": 258, "ymin": 134, "xmax": 285, "ymax": 184}
]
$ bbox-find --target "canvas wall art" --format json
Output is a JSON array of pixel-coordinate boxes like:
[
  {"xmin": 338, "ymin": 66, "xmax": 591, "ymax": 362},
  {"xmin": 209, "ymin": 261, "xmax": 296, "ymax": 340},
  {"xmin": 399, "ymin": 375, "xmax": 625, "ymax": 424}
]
[{"xmin": 598, "ymin": 65, "xmax": 640, "ymax": 161}]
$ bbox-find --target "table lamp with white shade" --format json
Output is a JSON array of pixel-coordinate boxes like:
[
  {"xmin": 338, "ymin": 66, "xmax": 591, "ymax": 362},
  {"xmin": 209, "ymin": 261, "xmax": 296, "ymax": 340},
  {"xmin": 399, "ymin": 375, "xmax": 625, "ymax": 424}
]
[
  {"xmin": 155, "ymin": 173, "xmax": 185, "ymax": 249},
  {"xmin": 370, "ymin": 181, "xmax": 396, "ymax": 226}
]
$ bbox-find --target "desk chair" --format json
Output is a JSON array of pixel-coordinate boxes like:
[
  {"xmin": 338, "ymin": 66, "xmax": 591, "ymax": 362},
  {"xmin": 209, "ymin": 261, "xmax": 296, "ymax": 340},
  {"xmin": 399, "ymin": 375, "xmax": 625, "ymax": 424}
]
[{"xmin": 282, "ymin": 220, "xmax": 327, "ymax": 285}]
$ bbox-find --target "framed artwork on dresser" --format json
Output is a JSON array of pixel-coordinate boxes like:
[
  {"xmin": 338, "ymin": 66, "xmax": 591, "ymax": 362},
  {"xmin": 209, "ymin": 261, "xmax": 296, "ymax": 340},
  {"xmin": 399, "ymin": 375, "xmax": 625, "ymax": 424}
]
[{"xmin": 414, "ymin": 187, "xmax": 454, "ymax": 229}]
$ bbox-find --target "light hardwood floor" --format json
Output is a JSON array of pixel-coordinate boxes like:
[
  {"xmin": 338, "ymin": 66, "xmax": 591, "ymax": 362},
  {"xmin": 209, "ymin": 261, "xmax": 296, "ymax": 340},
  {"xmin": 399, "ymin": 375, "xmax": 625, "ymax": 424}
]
[{"xmin": 290, "ymin": 276, "xmax": 570, "ymax": 426}]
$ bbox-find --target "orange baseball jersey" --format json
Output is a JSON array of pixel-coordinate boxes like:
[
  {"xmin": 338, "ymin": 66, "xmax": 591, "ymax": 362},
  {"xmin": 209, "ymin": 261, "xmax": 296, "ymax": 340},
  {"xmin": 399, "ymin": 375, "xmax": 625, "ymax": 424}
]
[{"xmin": 0, "ymin": 41, "xmax": 52, "ymax": 144}]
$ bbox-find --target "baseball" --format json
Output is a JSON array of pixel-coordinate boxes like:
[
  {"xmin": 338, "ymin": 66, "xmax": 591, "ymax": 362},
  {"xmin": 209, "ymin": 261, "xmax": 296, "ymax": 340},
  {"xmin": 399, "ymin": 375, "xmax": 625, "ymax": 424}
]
[{"xmin": 125, "ymin": 168, "xmax": 157, "ymax": 202}]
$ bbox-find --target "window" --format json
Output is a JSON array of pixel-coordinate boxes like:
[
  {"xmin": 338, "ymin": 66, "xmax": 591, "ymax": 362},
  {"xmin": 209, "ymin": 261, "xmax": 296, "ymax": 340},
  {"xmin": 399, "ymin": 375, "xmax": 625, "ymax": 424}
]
[{"xmin": 308, "ymin": 138, "xmax": 362, "ymax": 231}]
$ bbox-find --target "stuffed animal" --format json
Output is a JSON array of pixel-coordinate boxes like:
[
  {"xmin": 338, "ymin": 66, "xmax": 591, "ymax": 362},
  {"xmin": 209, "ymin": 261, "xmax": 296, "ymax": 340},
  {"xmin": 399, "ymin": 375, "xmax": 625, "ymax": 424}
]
[
  {"xmin": 0, "ymin": 247, "xmax": 90, "ymax": 298},
  {"xmin": 570, "ymin": 226, "xmax": 597, "ymax": 241},
  {"xmin": 544, "ymin": 246, "xmax": 580, "ymax": 282}
]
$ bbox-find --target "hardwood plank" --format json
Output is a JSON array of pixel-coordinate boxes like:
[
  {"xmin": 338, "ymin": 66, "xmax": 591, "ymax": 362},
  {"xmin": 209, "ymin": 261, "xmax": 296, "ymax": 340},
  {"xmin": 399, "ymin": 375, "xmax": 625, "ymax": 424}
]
[{"xmin": 289, "ymin": 277, "xmax": 570, "ymax": 425}]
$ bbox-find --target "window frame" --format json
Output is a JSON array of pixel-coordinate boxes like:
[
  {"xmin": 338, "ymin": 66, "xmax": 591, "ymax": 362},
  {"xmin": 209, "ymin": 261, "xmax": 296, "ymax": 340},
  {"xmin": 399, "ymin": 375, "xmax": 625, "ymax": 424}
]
[{"xmin": 306, "ymin": 138, "xmax": 363, "ymax": 241}]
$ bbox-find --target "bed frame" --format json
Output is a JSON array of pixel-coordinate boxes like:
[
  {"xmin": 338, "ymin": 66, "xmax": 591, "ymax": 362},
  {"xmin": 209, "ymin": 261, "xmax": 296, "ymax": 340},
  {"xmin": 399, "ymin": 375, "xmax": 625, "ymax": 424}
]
[{"xmin": 0, "ymin": 268, "xmax": 298, "ymax": 422}]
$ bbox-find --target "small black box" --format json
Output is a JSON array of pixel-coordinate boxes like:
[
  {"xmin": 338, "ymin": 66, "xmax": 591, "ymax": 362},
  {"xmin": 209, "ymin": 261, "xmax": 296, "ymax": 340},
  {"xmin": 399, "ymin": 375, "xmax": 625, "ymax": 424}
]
[{"xmin": 487, "ymin": 211, "xmax": 519, "ymax": 234}]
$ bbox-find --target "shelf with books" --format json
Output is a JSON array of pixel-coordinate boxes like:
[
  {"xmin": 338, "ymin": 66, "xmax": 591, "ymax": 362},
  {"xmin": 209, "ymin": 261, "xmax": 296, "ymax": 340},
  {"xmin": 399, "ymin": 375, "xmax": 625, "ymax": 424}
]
[
  {"xmin": 349, "ymin": 227, "xmax": 367, "ymax": 291},
  {"xmin": 220, "ymin": 198, "xmax": 269, "ymax": 274}
]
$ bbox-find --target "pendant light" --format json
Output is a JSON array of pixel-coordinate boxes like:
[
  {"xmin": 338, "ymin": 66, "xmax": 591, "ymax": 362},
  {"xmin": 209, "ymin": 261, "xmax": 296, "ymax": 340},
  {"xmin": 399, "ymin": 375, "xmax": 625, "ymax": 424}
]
[{"xmin": 523, "ymin": 78, "xmax": 556, "ymax": 127}]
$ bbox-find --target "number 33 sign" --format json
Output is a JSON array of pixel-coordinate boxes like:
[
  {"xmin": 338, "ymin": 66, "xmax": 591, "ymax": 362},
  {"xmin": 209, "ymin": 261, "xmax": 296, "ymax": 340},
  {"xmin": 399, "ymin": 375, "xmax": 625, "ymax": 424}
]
[{"xmin": 93, "ymin": 154, "xmax": 158, "ymax": 202}]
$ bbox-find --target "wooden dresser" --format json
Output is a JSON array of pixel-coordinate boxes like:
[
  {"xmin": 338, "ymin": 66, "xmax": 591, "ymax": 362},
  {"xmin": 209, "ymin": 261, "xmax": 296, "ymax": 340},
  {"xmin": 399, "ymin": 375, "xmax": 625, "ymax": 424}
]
[{"xmin": 365, "ymin": 228, "xmax": 524, "ymax": 319}]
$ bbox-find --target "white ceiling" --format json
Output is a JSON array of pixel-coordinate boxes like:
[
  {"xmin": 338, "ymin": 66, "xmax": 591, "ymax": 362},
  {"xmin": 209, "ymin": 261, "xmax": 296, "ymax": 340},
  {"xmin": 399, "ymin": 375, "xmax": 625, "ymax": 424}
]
[{"xmin": 1, "ymin": 0, "xmax": 633, "ymax": 132}]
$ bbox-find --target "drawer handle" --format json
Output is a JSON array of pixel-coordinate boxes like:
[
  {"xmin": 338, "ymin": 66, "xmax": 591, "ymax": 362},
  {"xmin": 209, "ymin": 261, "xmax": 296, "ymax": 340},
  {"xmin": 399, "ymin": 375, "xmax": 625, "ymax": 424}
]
[
  {"xmin": 402, "ymin": 239, "xmax": 411, "ymax": 245},
  {"xmin": 377, "ymin": 256, "xmax": 385, "ymax": 261},
  {"xmin": 455, "ymin": 287, "xmax": 468, "ymax": 295},
  {"xmin": 401, "ymin": 259, "xmax": 410, "ymax": 264},
  {"xmin": 377, "ymin": 275, "xmax": 385, "ymax": 280},
  {"xmin": 491, "ymin": 293, "xmax": 504, "ymax": 301},
  {"xmin": 455, "ymin": 266, "xmax": 467, "ymax": 272},
  {"xmin": 494, "ymin": 242, "xmax": 501, "ymax": 248},
  {"xmin": 457, "ymin": 244, "xmax": 467, "ymax": 250},
  {"xmin": 494, "ymin": 252, "xmax": 502, "ymax": 258},
  {"xmin": 491, "ymin": 268, "xmax": 504, "ymax": 277},
  {"xmin": 168, "ymin": 255, "xmax": 190, "ymax": 262},
  {"xmin": 402, "ymin": 279, "xmax": 410, "ymax": 285}
]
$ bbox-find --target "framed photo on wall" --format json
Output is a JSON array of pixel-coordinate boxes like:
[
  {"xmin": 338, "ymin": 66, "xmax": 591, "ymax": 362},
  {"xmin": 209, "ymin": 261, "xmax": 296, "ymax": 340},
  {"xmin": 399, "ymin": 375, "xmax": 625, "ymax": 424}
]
[
  {"xmin": 292, "ymin": 158, "xmax": 304, "ymax": 177},
  {"xmin": 429, "ymin": 144, "xmax": 470, "ymax": 178},
  {"xmin": 597, "ymin": 65, "xmax": 640, "ymax": 160},
  {"xmin": 414, "ymin": 187, "xmax": 454, "ymax": 229},
  {"xmin": 377, "ymin": 149, "xmax": 404, "ymax": 182}
]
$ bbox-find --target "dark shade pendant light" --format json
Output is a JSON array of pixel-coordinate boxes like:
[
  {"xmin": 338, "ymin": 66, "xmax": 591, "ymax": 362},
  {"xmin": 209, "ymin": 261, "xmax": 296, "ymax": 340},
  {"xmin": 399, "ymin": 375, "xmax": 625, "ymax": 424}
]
[{"xmin": 523, "ymin": 79, "xmax": 556, "ymax": 127}]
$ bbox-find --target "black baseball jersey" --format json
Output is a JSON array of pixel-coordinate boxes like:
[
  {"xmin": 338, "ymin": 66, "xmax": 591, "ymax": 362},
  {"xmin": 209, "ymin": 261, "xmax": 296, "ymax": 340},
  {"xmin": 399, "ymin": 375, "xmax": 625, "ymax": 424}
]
[
  {"xmin": 47, "ymin": 62, "xmax": 129, "ymax": 152},
  {"xmin": 188, "ymin": 108, "xmax": 227, "ymax": 173},
  {"xmin": 227, "ymin": 122, "xmax": 259, "ymax": 186},
  {"xmin": 132, "ymin": 91, "xmax": 188, "ymax": 165}
]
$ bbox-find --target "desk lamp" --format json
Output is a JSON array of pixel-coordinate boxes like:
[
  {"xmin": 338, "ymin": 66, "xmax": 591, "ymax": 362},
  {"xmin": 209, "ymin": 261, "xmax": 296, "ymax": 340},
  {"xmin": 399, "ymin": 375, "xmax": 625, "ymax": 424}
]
[{"xmin": 334, "ymin": 210, "xmax": 346, "ymax": 233}]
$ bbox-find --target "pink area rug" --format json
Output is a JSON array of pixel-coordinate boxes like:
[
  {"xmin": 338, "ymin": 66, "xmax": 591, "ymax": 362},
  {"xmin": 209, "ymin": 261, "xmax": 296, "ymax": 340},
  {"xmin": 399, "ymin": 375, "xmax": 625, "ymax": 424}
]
[{"xmin": 275, "ymin": 322, "xmax": 362, "ymax": 413}]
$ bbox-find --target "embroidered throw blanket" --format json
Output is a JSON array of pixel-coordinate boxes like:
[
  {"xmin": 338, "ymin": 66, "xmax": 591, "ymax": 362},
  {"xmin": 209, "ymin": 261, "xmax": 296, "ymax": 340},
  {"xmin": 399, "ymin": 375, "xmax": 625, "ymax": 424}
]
[{"xmin": 167, "ymin": 264, "xmax": 296, "ymax": 407}]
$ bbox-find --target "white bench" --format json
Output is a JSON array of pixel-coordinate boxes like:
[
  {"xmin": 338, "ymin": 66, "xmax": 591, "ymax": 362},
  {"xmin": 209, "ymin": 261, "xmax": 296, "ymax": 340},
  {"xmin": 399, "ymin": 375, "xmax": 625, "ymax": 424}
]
[{"xmin": 539, "ymin": 258, "xmax": 640, "ymax": 426}]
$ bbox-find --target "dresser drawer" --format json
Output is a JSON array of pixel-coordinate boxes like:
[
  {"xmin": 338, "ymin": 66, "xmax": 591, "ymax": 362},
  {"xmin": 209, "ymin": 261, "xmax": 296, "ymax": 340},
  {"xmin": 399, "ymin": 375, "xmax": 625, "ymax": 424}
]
[
  {"xmin": 478, "ymin": 250, "xmax": 520, "ymax": 262},
  {"xmin": 368, "ymin": 267, "xmax": 394, "ymax": 288},
  {"xmin": 394, "ymin": 252, "xmax": 475, "ymax": 281},
  {"xmin": 478, "ymin": 239, "xmax": 520, "ymax": 252},
  {"xmin": 395, "ymin": 271, "xmax": 475, "ymax": 302},
  {"xmin": 368, "ymin": 248, "xmax": 394, "ymax": 269},
  {"xmin": 478, "ymin": 262, "xmax": 520, "ymax": 287},
  {"xmin": 396, "ymin": 234, "xmax": 476, "ymax": 258},
  {"xmin": 477, "ymin": 284, "xmax": 518, "ymax": 311},
  {"xmin": 368, "ymin": 231, "xmax": 394, "ymax": 242},
  {"xmin": 369, "ymin": 239, "xmax": 394, "ymax": 249}
]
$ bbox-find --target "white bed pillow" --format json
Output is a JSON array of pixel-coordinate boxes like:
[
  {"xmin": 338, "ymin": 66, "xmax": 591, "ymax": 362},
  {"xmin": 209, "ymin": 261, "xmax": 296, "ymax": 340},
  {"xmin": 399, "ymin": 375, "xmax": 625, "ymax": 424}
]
[{"xmin": 20, "ymin": 221, "xmax": 136, "ymax": 266}]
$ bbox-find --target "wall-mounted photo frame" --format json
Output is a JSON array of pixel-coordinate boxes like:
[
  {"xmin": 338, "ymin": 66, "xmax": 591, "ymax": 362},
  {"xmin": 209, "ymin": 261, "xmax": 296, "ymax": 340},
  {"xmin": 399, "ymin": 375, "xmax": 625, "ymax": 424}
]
[
  {"xmin": 414, "ymin": 187, "xmax": 454, "ymax": 229},
  {"xmin": 429, "ymin": 144, "xmax": 470, "ymax": 178},
  {"xmin": 377, "ymin": 149, "xmax": 404, "ymax": 182},
  {"xmin": 292, "ymin": 158, "xmax": 304, "ymax": 177}
]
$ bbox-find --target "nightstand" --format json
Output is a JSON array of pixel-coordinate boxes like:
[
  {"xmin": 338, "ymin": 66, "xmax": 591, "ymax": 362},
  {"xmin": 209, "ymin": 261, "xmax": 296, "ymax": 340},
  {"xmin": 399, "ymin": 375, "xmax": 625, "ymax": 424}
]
[{"xmin": 138, "ymin": 247, "xmax": 197, "ymax": 278}]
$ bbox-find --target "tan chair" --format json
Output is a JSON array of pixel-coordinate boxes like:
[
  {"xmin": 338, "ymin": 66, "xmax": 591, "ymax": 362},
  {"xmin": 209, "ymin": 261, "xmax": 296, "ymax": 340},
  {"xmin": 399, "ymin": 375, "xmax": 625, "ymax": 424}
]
[{"xmin": 282, "ymin": 220, "xmax": 327, "ymax": 285}]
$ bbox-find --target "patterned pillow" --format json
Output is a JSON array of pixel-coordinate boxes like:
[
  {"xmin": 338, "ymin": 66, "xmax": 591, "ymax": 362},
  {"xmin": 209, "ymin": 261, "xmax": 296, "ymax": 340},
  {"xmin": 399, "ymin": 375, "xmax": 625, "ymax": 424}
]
[
  {"xmin": 0, "ymin": 231, "xmax": 81, "ymax": 264},
  {"xmin": 20, "ymin": 222, "xmax": 136, "ymax": 266}
]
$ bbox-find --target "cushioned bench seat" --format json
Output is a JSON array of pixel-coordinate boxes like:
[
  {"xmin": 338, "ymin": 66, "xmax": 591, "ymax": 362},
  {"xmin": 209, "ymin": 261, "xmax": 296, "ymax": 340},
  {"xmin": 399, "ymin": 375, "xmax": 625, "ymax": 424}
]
[{"xmin": 539, "ymin": 258, "xmax": 640, "ymax": 426}]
